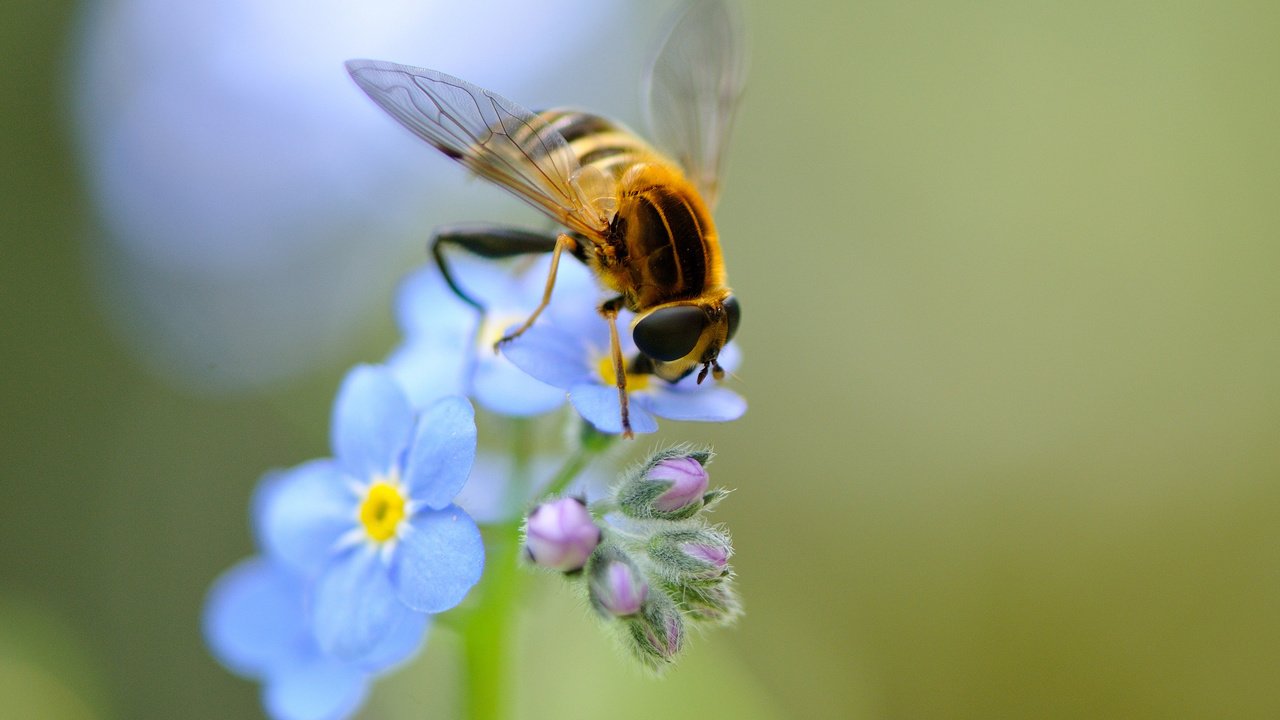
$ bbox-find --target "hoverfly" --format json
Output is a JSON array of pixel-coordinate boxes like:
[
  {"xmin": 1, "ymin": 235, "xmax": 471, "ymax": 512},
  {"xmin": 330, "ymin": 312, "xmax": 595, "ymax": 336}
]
[{"xmin": 347, "ymin": 0, "xmax": 746, "ymax": 437}]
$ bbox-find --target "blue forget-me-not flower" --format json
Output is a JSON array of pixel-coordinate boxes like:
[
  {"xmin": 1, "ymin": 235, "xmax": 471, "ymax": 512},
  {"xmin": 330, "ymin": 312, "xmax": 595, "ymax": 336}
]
[
  {"xmin": 256, "ymin": 365, "xmax": 484, "ymax": 660},
  {"xmin": 387, "ymin": 250, "xmax": 600, "ymax": 416},
  {"xmin": 501, "ymin": 310, "xmax": 747, "ymax": 435},
  {"xmin": 204, "ymin": 557, "xmax": 427, "ymax": 720},
  {"xmin": 456, "ymin": 450, "xmax": 610, "ymax": 525}
]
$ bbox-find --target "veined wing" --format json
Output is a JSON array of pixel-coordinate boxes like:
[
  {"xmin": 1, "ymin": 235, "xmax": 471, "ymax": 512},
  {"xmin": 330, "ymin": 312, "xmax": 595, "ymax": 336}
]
[
  {"xmin": 346, "ymin": 59, "xmax": 609, "ymax": 237},
  {"xmin": 643, "ymin": 0, "xmax": 748, "ymax": 208}
]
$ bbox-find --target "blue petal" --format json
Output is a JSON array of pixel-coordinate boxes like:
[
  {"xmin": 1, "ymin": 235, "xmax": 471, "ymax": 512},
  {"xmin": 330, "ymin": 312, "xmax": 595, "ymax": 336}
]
[
  {"xmin": 639, "ymin": 386, "xmax": 747, "ymax": 422},
  {"xmin": 472, "ymin": 354, "xmax": 565, "ymax": 416},
  {"xmin": 403, "ymin": 397, "xmax": 476, "ymax": 509},
  {"xmin": 438, "ymin": 252, "xmax": 515, "ymax": 309},
  {"xmin": 331, "ymin": 365, "xmax": 414, "ymax": 480},
  {"xmin": 394, "ymin": 264, "xmax": 477, "ymax": 339},
  {"xmin": 570, "ymin": 384, "xmax": 659, "ymax": 435},
  {"xmin": 389, "ymin": 265, "xmax": 478, "ymax": 411},
  {"xmin": 390, "ymin": 506, "xmax": 484, "ymax": 613},
  {"xmin": 509, "ymin": 254, "xmax": 560, "ymax": 303},
  {"xmin": 265, "ymin": 656, "xmax": 367, "ymax": 720},
  {"xmin": 255, "ymin": 460, "xmax": 355, "ymax": 576},
  {"xmin": 718, "ymin": 341, "xmax": 743, "ymax": 373},
  {"xmin": 386, "ymin": 339, "xmax": 471, "ymax": 410},
  {"xmin": 501, "ymin": 323, "xmax": 595, "ymax": 389},
  {"xmin": 550, "ymin": 253, "xmax": 599, "ymax": 295},
  {"xmin": 454, "ymin": 453, "xmax": 523, "ymax": 524},
  {"xmin": 458, "ymin": 455, "xmax": 603, "ymax": 523},
  {"xmin": 312, "ymin": 546, "xmax": 419, "ymax": 661},
  {"xmin": 515, "ymin": 255, "xmax": 602, "ymax": 328},
  {"xmin": 477, "ymin": 252, "xmax": 593, "ymax": 317},
  {"xmin": 355, "ymin": 610, "xmax": 429, "ymax": 673},
  {"xmin": 203, "ymin": 558, "xmax": 304, "ymax": 678}
]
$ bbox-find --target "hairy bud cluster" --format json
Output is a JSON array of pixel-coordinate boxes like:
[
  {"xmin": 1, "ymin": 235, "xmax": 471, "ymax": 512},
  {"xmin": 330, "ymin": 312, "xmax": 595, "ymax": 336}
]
[
  {"xmin": 523, "ymin": 445, "xmax": 741, "ymax": 672},
  {"xmin": 520, "ymin": 445, "xmax": 741, "ymax": 671},
  {"xmin": 578, "ymin": 446, "xmax": 744, "ymax": 671}
]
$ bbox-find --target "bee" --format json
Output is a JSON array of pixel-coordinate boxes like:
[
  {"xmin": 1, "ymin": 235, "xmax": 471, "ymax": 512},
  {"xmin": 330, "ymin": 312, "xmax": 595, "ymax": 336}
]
[{"xmin": 346, "ymin": 0, "xmax": 746, "ymax": 437}]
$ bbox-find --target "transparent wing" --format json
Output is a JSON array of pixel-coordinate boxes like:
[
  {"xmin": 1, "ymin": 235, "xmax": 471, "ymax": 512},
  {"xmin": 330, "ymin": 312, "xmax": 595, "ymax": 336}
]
[
  {"xmin": 643, "ymin": 0, "xmax": 748, "ymax": 208},
  {"xmin": 347, "ymin": 59, "xmax": 609, "ymax": 237}
]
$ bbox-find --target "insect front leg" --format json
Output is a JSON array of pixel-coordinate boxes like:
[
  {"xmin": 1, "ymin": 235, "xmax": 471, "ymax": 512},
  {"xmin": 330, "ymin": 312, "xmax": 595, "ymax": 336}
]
[
  {"xmin": 430, "ymin": 224, "xmax": 566, "ymax": 315},
  {"xmin": 600, "ymin": 296, "xmax": 634, "ymax": 439},
  {"xmin": 494, "ymin": 233, "xmax": 579, "ymax": 350}
]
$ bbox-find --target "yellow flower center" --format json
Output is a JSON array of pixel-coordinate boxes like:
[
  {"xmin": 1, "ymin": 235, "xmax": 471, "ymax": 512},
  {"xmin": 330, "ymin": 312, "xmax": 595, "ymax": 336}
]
[
  {"xmin": 478, "ymin": 312, "xmax": 523, "ymax": 350},
  {"xmin": 596, "ymin": 355, "xmax": 650, "ymax": 392},
  {"xmin": 359, "ymin": 480, "xmax": 406, "ymax": 543}
]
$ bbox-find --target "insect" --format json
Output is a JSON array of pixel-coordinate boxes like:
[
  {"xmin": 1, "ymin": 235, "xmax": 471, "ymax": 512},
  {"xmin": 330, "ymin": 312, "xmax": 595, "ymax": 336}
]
[{"xmin": 346, "ymin": 0, "xmax": 746, "ymax": 437}]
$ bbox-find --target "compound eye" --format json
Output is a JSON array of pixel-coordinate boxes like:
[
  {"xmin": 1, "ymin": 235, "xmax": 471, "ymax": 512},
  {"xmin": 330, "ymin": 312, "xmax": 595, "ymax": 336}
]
[
  {"xmin": 724, "ymin": 295, "xmax": 742, "ymax": 341},
  {"xmin": 633, "ymin": 305, "xmax": 707, "ymax": 362}
]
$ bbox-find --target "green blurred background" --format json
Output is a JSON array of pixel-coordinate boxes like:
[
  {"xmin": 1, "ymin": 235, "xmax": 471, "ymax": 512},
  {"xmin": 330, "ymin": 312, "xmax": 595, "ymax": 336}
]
[{"xmin": 4, "ymin": 1, "xmax": 1280, "ymax": 718}]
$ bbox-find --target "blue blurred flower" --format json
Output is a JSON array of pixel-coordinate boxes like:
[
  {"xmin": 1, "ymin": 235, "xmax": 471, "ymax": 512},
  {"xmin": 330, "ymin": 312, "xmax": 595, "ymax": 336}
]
[
  {"xmin": 456, "ymin": 451, "xmax": 611, "ymax": 525},
  {"xmin": 501, "ymin": 311, "xmax": 747, "ymax": 435},
  {"xmin": 256, "ymin": 365, "xmax": 484, "ymax": 659},
  {"xmin": 387, "ymin": 251, "xmax": 599, "ymax": 416},
  {"xmin": 73, "ymin": 0, "xmax": 638, "ymax": 392},
  {"xmin": 203, "ymin": 557, "xmax": 427, "ymax": 720}
]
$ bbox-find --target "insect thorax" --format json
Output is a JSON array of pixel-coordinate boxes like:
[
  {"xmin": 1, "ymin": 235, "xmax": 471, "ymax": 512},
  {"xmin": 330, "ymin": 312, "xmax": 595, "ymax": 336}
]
[
  {"xmin": 610, "ymin": 164, "xmax": 722, "ymax": 311},
  {"xmin": 535, "ymin": 109, "xmax": 725, "ymax": 311}
]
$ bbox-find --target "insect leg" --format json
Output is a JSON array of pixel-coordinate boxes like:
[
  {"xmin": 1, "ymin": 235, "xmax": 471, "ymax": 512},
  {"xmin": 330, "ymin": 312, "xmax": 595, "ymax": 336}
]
[
  {"xmin": 494, "ymin": 233, "xmax": 579, "ymax": 349},
  {"xmin": 430, "ymin": 224, "xmax": 567, "ymax": 313},
  {"xmin": 600, "ymin": 295, "xmax": 633, "ymax": 439}
]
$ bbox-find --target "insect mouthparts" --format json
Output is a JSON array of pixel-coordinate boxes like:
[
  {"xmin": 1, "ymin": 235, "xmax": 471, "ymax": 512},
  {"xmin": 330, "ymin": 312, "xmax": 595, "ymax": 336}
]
[{"xmin": 697, "ymin": 360, "xmax": 721, "ymax": 385}]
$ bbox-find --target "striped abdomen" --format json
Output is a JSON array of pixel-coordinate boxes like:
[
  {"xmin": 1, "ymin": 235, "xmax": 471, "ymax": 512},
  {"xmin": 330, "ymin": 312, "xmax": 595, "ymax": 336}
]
[
  {"xmin": 537, "ymin": 109, "xmax": 657, "ymax": 182},
  {"xmin": 537, "ymin": 109, "xmax": 725, "ymax": 310}
]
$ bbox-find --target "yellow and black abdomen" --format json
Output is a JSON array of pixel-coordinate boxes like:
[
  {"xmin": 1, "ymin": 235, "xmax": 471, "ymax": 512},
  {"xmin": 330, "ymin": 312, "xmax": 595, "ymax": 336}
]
[{"xmin": 537, "ymin": 109, "xmax": 655, "ymax": 183}]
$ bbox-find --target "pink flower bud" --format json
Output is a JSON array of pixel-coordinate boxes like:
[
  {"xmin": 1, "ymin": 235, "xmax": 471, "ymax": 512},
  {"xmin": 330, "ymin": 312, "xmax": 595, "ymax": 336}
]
[
  {"xmin": 649, "ymin": 527, "xmax": 733, "ymax": 580},
  {"xmin": 593, "ymin": 561, "xmax": 648, "ymax": 617},
  {"xmin": 649, "ymin": 457, "xmax": 709, "ymax": 513},
  {"xmin": 680, "ymin": 541, "xmax": 730, "ymax": 575},
  {"xmin": 636, "ymin": 607, "xmax": 684, "ymax": 662},
  {"xmin": 524, "ymin": 498, "xmax": 600, "ymax": 572}
]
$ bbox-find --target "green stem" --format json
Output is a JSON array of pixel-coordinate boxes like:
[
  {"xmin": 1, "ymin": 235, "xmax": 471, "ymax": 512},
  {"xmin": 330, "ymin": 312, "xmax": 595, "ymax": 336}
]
[
  {"xmin": 457, "ymin": 423, "xmax": 614, "ymax": 720},
  {"xmin": 540, "ymin": 426, "xmax": 615, "ymax": 500},
  {"xmin": 459, "ymin": 521, "xmax": 522, "ymax": 720},
  {"xmin": 505, "ymin": 418, "xmax": 536, "ymax": 519},
  {"xmin": 458, "ymin": 419, "xmax": 535, "ymax": 720}
]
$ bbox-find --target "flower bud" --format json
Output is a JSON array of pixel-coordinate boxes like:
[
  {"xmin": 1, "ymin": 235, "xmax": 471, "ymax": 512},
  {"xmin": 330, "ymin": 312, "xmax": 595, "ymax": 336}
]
[
  {"xmin": 587, "ymin": 545, "xmax": 648, "ymax": 617},
  {"xmin": 615, "ymin": 447, "xmax": 713, "ymax": 521},
  {"xmin": 681, "ymin": 539, "xmax": 730, "ymax": 572},
  {"xmin": 671, "ymin": 577, "xmax": 743, "ymax": 627},
  {"xmin": 647, "ymin": 527, "xmax": 733, "ymax": 581},
  {"xmin": 524, "ymin": 497, "xmax": 600, "ymax": 572},
  {"xmin": 622, "ymin": 595, "xmax": 685, "ymax": 670},
  {"xmin": 650, "ymin": 457, "xmax": 710, "ymax": 512}
]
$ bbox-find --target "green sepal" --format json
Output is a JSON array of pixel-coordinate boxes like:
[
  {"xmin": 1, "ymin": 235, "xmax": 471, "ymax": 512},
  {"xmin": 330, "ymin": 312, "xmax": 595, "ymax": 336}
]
[
  {"xmin": 665, "ymin": 576, "xmax": 743, "ymax": 627},
  {"xmin": 621, "ymin": 592, "xmax": 685, "ymax": 672}
]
